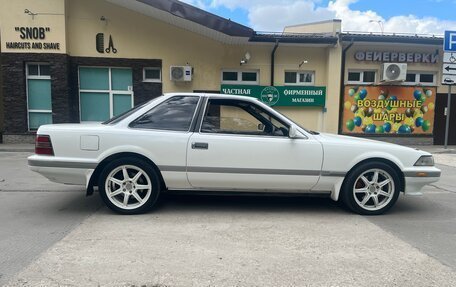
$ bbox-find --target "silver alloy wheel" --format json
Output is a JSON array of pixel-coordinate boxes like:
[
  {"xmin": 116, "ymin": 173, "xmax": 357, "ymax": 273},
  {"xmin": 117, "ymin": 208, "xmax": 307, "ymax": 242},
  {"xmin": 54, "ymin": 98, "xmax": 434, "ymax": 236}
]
[
  {"xmin": 105, "ymin": 165, "xmax": 152, "ymax": 210},
  {"xmin": 353, "ymin": 168, "xmax": 395, "ymax": 211}
]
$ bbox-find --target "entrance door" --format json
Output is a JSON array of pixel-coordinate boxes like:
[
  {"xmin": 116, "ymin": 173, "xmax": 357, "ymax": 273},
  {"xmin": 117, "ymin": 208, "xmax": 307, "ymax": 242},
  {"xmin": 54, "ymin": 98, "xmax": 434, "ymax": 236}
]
[
  {"xmin": 79, "ymin": 67, "xmax": 133, "ymax": 122},
  {"xmin": 434, "ymin": 93, "xmax": 456, "ymax": 145}
]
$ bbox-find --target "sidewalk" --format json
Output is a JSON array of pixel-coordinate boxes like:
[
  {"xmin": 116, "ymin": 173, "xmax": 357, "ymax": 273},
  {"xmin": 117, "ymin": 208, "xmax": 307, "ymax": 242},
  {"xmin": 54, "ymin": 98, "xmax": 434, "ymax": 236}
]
[{"xmin": 0, "ymin": 144, "xmax": 34, "ymax": 152}]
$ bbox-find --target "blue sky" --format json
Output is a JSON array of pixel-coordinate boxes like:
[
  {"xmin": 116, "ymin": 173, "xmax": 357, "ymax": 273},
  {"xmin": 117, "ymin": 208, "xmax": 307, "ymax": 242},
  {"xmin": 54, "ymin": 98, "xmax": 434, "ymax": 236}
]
[{"xmin": 182, "ymin": 0, "xmax": 456, "ymax": 34}]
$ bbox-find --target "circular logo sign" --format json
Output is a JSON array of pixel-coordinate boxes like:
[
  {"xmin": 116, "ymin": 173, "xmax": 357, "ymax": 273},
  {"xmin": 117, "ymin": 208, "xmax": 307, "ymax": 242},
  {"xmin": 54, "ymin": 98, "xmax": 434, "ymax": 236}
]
[{"xmin": 260, "ymin": 86, "xmax": 280, "ymax": 106}]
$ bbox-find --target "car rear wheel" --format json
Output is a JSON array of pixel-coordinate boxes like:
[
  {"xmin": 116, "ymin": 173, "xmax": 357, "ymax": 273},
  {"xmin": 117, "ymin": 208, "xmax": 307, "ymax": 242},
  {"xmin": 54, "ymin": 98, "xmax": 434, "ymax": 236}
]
[
  {"xmin": 341, "ymin": 161, "xmax": 400, "ymax": 215},
  {"xmin": 98, "ymin": 158, "xmax": 160, "ymax": 214}
]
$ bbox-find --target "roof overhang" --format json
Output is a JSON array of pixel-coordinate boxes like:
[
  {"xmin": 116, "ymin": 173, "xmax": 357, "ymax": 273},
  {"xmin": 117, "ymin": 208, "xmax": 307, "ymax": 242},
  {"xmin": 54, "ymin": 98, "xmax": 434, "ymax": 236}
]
[
  {"xmin": 107, "ymin": 0, "xmax": 254, "ymax": 44},
  {"xmin": 341, "ymin": 33, "xmax": 443, "ymax": 46}
]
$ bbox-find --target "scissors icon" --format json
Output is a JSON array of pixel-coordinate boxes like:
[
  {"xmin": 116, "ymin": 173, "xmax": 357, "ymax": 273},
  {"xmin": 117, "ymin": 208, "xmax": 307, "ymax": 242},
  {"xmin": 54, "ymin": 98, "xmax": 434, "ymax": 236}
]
[{"xmin": 105, "ymin": 35, "xmax": 117, "ymax": 54}]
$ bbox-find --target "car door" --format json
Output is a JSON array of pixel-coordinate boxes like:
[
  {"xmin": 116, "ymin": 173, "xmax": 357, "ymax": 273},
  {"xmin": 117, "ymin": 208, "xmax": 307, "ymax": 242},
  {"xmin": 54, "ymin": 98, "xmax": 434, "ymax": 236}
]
[{"xmin": 186, "ymin": 97, "xmax": 323, "ymax": 191}]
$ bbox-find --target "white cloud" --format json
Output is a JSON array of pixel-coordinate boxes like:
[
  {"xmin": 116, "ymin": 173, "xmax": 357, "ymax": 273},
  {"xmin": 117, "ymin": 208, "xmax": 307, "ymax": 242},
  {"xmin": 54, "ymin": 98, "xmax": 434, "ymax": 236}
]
[{"xmin": 181, "ymin": 0, "xmax": 456, "ymax": 35}]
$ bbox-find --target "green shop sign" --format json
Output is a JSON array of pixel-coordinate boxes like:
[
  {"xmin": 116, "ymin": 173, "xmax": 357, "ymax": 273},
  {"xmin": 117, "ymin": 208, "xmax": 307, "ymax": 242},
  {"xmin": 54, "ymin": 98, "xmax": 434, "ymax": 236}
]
[{"xmin": 220, "ymin": 85, "xmax": 326, "ymax": 107}]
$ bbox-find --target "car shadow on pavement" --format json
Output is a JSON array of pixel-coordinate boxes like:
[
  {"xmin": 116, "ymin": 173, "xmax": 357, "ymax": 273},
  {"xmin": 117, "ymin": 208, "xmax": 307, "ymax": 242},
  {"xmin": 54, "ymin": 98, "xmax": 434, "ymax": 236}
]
[{"xmin": 137, "ymin": 193, "xmax": 347, "ymax": 215}]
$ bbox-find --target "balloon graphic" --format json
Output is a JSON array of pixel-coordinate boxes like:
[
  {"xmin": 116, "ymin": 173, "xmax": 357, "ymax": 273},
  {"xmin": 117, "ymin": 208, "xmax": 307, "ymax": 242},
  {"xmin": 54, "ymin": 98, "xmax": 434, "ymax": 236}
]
[
  {"xmin": 351, "ymin": 105, "xmax": 359, "ymax": 113},
  {"xmin": 422, "ymin": 120, "xmax": 431, "ymax": 132},
  {"xmin": 354, "ymin": 94, "xmax": 361, "ymax": 103},
  {"xmin": 392, "ymin": 122, "xmax": 401, "ymax": 132},
  {"xmin": 353, "ymin": 116, "xmax": 362, "ymax": 126},
  {"xmin": 421, "ymin": 105, "xmax": 428, "ymax": 114},
  {"xmin": 415, "ymin": 117, "xmax": 424, "ymax": 127},
  {"xmin": 359, "ymin": 89, "xmax": 368, "ymax": 100},
  {"xmin": 413, "ymin": 90, "xmax": 422, "ymax": 100},
  {"xmin": 375, "ymin": 125, "xmax": 384, "ymax": 134},
  {"xmin": 348, "ymin": 88, "xmax": 356, "ymax": 97},
  {"xmin": 425, "ymin": 89, "xmax": 433, "ymax": 98},
  {"xmin": 383, "ymin": 122, "xmax": 392, "ymax": 133},
  {"xmin": 365, "ymin": 124, "xmax": 376, "ymax": 133},
  {"xmin": 344, "ymin": 101, "xmax": 352, "ymax": 110},
  {"xmin": 378, "ymin": 94, "xmax": 386, "ymax": 100},
  {"xmin": 346, "ymin": 119, "xmax": 355, "ymax": 131},
  {"xmin": 398, "ymin": 125, "xmax": 412, "ymax": 134},
  {"xmin": 428, "ymin": 102, "xmax": 435, "ymax": 111},
  {"xmin": 363, "ymin": 116, "xmax": 373, "ymax": 126},
  {"xmin": 404, "ymin": 117, "xmax": 415, "ymax": 127}
]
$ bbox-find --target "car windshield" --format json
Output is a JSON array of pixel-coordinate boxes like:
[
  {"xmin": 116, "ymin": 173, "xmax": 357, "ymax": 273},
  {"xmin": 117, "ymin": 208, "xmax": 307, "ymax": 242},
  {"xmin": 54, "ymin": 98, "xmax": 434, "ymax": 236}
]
[{"xmin": 102, "ymin": 97, "xmax": 160, "ymax": 125}]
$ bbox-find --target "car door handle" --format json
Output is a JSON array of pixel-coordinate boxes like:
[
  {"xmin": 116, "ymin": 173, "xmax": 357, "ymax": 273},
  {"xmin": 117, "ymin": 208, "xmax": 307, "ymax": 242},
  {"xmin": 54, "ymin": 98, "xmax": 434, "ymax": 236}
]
[{"xmin": 192, "ymin": 142, "xmax": 209, "ymax": 150}]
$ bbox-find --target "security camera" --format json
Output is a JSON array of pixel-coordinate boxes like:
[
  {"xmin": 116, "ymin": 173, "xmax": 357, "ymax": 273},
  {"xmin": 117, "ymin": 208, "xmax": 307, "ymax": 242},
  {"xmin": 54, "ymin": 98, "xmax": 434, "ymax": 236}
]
[{"xmin": 240, "ymin": 59, "xmax": 247, "ymax": 65}]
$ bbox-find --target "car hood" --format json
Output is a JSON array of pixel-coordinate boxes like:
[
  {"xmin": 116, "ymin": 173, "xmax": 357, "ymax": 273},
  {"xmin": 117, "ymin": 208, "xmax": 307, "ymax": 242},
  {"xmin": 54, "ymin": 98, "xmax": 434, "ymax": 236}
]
[{"xmin": 314, "ymin": 132, "xmax": 431, "ymax": 156}]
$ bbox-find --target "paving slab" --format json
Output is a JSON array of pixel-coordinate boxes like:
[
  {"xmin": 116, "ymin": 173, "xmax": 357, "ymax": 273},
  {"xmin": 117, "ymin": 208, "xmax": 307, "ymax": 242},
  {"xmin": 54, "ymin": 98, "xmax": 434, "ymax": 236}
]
[{"xmin": 4, "ymin": 195, "xmax": 456, "ymax": 287}]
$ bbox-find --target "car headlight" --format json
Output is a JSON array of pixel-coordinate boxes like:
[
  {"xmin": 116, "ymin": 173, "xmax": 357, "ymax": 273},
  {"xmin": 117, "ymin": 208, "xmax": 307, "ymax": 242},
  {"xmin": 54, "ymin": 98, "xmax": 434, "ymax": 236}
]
[{"xmin": 414, "ymin": 155, "xmax": 434, "ymax": 166}]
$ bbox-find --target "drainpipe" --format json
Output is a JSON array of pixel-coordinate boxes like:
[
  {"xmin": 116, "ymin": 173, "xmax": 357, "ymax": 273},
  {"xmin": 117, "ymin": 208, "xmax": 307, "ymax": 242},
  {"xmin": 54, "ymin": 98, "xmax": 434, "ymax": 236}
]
[
  {"xmin": 338, "ymin": 37, "xmax": 354, "ymax": 134},
  {"xmin": 271, "ymin": 40, "xmax": 279, "ymax": 86}
]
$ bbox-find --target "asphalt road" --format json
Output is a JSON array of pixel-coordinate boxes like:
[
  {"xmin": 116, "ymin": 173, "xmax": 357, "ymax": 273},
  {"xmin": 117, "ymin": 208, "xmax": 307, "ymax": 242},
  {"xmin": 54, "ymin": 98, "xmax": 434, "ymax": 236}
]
[{"xmin": 1, "ymin": 152, "xmax": 456, "ymax": 286}]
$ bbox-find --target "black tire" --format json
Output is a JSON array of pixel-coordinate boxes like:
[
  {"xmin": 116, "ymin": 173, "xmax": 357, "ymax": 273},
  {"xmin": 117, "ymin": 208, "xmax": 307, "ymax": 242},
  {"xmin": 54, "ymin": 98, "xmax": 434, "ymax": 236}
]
[
  {"xmin": 341, "ymin": 161, "xmax": 401, "ymax": 215},
  {"xmin": 98, "ymin": 158, "xmax": 161, "ymax": 215}
]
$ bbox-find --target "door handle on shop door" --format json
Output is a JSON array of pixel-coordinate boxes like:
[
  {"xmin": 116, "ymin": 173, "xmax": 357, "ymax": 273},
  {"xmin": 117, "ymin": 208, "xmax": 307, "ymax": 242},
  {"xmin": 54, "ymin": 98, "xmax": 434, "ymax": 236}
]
[{"xmin": 191, "ymin": 142, "xmax": 209, "ymax": 149}]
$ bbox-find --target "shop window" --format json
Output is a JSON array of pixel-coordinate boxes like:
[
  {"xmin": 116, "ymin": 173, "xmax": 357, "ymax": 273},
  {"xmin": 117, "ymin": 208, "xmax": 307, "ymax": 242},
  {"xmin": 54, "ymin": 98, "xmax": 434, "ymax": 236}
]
[
  {"xmin": 347, "ymin": 70, "xmax": 376, "ymax": 84},
  {"xmin": 143, "ymin": 67, "xmax": 161, "ymax": 82},
  {"xmin": 404, "ymin": 72, "xmax": 436, "ymax": 85},
  {"xmin": 26, "ymin": 63, "xmax": 52, "ymax": 131},
  {"xmin": 284, "ymin": 71, "xmax": 315, "ymax": 85},
  {"xmin": 221, "ymin": 70, "xmax": 259, "ymax": 85},
  {"xmin": 79, "ymin": 67, "xmax": 133, "ymax": 122},
  {"xmin": 129, "ymin": 96, "xmax": 199, "ymax": 131}
]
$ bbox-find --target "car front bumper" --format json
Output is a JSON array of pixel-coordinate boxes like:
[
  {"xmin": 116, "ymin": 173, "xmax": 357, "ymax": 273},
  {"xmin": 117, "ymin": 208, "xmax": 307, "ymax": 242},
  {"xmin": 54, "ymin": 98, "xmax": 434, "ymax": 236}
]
[{"xmin": 402, "ymin": 166, "xmax": 441, "ymax": 195}]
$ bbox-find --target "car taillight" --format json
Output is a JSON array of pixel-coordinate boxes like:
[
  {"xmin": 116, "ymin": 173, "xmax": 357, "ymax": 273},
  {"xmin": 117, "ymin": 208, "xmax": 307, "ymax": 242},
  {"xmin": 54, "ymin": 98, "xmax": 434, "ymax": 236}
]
[{"xmin": 35, "ymin": 135, "xmax": 54, "ymax": 156}]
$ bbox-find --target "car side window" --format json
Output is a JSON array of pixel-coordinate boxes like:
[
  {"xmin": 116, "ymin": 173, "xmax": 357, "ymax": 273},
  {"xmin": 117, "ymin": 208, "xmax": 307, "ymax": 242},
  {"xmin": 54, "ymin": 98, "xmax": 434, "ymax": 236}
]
[
  {"xmin": 129, "ymin": 96, "xmax": 199, "ymax": 131},
  {"xmin": 201, "ymin": 99, "xmax": 289, "ymax": 137}
]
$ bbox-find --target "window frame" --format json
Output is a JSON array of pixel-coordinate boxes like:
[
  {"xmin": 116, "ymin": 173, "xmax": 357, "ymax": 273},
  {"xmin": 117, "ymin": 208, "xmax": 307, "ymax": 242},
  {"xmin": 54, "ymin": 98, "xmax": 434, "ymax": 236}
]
[
  {"xmin": 284, "ymin": 70, "xmax": 315, "ymax": 86},
  {"xmin": 143, "ymin": 67, "xmax": 162, "ymax": 83},
  {"xmin": 347, "ymin": 70, "xmax": 377, "ymax": 84},
  {"xmin": 221, "ymin": 70, "xmax": 259, "ymax": 85},
  {"xmin": 26, "ymin": 63, "xmax": 52, "ymax": 131},
  {"xmin": 78, "ymin": 66, "xmax": 134, "ymax": 122},
  {"xmin": 403, "ymin": 71, "xmax": 437, "ymax": 86},
  {"xmin": 129, "ymin": 96, "xmax": 201, "ymax": 133},
  {"xmin": 198, "ymin": 98, "xmax": 290, "ymax": 137}
]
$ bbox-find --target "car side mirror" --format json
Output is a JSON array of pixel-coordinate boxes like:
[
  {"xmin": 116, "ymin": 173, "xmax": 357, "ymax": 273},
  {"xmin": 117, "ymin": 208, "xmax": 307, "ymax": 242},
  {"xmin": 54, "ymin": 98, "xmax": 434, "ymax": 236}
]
[{"xmin": 289, "ymin": 125, "xmax": 298, "ymax": 138}]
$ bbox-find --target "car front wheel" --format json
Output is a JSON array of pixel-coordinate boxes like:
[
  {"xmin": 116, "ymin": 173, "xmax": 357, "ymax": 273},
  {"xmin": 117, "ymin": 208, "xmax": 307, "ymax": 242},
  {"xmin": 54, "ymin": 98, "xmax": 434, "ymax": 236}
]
[
  {"xmin": 341, "ymin": 161, "xmax": 400, "ymax": 215},
  {"xmin": 98, "ymin": 158, "xmax": 161, "ymax": 214}
]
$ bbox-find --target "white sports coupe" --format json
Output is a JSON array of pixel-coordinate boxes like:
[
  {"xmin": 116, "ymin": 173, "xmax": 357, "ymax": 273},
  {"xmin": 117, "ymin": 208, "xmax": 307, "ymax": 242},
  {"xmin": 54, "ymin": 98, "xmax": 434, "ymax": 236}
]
[{"xmin": 28, "ymin": 93, "xmax": 440, "ymax": 215}]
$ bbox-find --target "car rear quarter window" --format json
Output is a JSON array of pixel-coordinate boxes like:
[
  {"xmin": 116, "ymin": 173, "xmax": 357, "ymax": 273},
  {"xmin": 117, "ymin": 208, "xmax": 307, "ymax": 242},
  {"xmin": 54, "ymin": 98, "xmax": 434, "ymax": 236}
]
[{"xmin": 129, "ymin": 96, "xmax": 199, "ymax": 131}]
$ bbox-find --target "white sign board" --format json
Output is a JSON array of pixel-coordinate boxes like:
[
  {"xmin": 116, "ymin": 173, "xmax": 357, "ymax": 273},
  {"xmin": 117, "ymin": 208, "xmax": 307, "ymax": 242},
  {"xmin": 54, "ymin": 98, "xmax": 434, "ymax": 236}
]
[
  {"xmin": 443, "ymin": 63, "xmax": 456, "ymax": 75},
  {"xmin": 443, "ymin": 52, "xmax": 456, "ymax": 63},
  {"xmin": 443, "ymin": 31, "xmax": 456, "ymax": 84}
]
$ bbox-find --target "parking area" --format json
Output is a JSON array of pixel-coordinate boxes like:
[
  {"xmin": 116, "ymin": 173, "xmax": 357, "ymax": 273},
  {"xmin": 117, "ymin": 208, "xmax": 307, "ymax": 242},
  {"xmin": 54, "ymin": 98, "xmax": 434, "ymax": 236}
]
[{"xmin": 1, "ymin": 151, "xmax": 456, "ymax": 286}]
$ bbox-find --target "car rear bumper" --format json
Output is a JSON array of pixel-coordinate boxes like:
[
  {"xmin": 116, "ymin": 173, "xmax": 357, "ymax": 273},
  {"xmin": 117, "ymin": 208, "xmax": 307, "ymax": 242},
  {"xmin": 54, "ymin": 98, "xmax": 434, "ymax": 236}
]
[
  {"xmin": 402, "ymin": 166, "xmax": 441, "ymax": 195},
  {"xmin": 28, "ymin": 155, "xmax": 96, "ymax": 186}
]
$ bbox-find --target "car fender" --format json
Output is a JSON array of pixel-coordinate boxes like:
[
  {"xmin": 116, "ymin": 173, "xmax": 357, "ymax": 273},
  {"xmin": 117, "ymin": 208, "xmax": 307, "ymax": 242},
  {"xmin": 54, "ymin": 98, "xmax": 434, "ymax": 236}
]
[{"xmin": 330, "ymin": 151, "xmax": 405, "ymax": 201}]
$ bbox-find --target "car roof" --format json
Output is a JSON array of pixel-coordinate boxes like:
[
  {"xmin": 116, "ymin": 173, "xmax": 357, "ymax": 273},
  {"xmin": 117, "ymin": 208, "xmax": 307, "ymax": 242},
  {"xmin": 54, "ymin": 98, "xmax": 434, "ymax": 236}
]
[{"xmin": 163, "ymin": 92, "xmax": 259, "ymax": 102}]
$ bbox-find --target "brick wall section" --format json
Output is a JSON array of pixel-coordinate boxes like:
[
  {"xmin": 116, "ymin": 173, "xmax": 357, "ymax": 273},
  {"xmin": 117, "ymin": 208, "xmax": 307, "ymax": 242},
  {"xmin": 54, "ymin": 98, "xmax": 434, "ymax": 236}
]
[
  {"xmin": 0, "ymin": 53, "xmax": 70, "ymax": 136},
  {"xmin": 69, "ymin": 57, "xmax": 162, "ymax": 122},
  {"xmin": 1, "ymin": 54, "xmax": 162, "ymax": 141}
]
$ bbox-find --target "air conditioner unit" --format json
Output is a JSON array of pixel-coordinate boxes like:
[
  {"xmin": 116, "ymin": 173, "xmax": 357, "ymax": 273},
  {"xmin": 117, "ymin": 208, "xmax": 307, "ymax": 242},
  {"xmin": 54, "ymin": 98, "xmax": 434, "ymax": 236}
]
[
  {"xmin": 381, "ymin": 63, "xmax": 407, "ymax": 82},
  {"xmin": 170, "ymin": 66, "xmax": 192, "ymax": 81}
]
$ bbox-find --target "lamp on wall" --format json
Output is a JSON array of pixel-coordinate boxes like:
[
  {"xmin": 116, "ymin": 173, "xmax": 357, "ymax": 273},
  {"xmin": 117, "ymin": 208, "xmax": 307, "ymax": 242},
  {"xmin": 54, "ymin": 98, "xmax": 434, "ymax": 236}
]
[
  {"xmin": 299, "ymin": 60, "xmax": 308, "ymax": 68},
  {"xmin": 24, "ymin": 8, "xmax": 63, "ymax": 19},
  {"xmin": 240, "ymin": 52, "xmax": 251, "ymax": 65}
]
